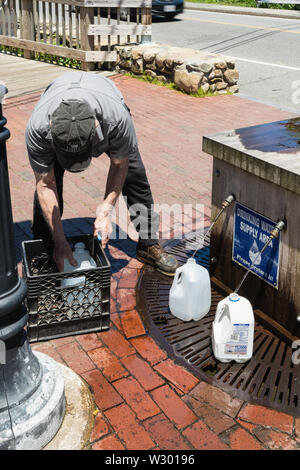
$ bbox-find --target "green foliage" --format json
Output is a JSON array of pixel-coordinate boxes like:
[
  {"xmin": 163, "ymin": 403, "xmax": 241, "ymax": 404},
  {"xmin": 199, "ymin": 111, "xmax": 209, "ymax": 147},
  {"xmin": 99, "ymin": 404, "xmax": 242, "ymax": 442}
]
[
  {"xmin": 35, "ymin": 52, "xmax": 81, "ymax": 69},
  {"xmin": 0, "ymin": 45, "xmax": 24, "ymax": 56},
  {"xmin": 187, "ymin": 0, "xmax": 300, "ymax": 9}
]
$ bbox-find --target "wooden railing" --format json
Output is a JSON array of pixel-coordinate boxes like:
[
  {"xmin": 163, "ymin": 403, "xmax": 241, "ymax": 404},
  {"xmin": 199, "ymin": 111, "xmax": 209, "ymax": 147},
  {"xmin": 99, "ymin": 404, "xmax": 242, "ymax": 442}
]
[{"xmin": 0, "ymin": 0, "xmax": 152, "ymax": 70}]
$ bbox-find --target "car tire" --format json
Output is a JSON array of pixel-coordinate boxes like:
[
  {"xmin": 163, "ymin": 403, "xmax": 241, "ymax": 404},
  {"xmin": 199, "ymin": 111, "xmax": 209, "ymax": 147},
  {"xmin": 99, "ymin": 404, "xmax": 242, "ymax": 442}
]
[
  {"xmin": 120, "ymin": 8, "xmax": 127, "ymax": 21},
  {"xmin": 165, "ymin": 13, "xmax": 177, "ymax": 19}
]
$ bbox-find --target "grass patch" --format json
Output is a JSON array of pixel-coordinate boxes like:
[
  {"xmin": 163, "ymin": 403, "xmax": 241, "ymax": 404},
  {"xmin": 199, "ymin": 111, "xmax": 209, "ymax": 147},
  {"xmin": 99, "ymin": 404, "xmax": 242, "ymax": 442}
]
[
  {"xmin": 35, "ymin": 52, "xmax": 81, "ymax": 69},
  {"xmin": 123, "ymin": 71, "xmax": 232, "ymax": 98},
  {"xmin": 187, "ymin": 0, "xmax": 300, "ymax": 10},
  {"xmin": 0, "ymin": 45, "xmax": 24, "ymax": 56}
]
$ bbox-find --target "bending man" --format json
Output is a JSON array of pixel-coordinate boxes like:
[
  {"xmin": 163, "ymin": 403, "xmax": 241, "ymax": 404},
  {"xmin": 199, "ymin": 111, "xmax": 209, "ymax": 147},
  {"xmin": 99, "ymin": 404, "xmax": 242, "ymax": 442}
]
[{"xmin": 26, "ymin": 71, "xmax": 178, "ymax": 276}]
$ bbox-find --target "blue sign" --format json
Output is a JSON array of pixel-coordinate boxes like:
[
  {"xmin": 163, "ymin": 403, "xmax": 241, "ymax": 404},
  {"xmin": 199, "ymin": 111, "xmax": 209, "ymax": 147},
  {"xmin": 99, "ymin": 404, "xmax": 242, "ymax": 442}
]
[{"xmin": 232, "ymin": 203, "xmax": 280, "ymax": 288}]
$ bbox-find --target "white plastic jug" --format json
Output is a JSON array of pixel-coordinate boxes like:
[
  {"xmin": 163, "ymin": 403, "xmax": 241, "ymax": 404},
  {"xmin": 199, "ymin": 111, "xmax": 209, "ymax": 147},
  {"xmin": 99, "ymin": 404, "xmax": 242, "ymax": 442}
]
[
  {"xmin": 61, "ymin": 242, "xmax": 98, "ymax": 312},
  {"xmin": 62, "ymin": 242, "xmax": 96, "ymax": 286},
  {"xmin": 169, "ymin": 258, "xmax": 211, "ymax": 322},
  {"xmin": 212, "ymin": 293, "xmax": 255, "ymax": 363}
]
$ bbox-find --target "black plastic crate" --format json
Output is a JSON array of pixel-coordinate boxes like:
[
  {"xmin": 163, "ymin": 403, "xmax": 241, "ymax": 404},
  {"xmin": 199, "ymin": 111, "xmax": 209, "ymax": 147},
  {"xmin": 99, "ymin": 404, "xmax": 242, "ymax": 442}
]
[{"xmin": 22, "ymin": 235, "xmax": 111, "ymax": 343}]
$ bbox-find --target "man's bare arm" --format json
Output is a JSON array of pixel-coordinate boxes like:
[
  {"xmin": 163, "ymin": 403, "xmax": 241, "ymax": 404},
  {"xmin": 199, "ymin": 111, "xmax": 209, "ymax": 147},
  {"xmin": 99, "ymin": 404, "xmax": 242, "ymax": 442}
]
[
  {"xmin": 94, "ymin": 157, "xmax": 129, "ymax": 247},
  {"xmin": 35, "ymin": 169, "xmax": 64, "ymax": 241},
  {"xmin": 34, "ymin": 169, "xmax": 76, "ymax": 270}
]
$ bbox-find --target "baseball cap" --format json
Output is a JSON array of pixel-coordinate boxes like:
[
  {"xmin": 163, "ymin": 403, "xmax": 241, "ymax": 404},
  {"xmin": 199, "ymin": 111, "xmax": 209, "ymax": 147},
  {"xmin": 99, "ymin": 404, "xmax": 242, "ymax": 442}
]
[{"xmin": 51, "ymin": 99, "xmax": 96, "ymax": 172}]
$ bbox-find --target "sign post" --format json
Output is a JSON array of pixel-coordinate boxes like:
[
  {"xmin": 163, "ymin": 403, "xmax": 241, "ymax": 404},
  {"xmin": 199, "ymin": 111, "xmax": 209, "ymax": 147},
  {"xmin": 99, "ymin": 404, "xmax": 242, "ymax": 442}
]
[{"xmin": 0, "ymin": 85, "xmax": 65, "ymax": 450}]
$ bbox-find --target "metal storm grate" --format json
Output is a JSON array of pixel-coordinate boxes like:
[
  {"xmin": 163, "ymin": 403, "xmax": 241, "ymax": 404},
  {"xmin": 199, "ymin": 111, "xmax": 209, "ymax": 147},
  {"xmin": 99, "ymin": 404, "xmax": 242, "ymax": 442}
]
[{"xmin": 136, "ymin": 231, "xmax": 300, "ymax": 416}]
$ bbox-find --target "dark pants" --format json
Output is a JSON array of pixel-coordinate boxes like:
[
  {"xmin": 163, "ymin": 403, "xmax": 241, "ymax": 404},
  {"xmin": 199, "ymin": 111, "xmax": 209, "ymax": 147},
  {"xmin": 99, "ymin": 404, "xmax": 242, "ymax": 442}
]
[{"xmin": 32, "ymin": 149, "xmax": 159, "ymax": 247}]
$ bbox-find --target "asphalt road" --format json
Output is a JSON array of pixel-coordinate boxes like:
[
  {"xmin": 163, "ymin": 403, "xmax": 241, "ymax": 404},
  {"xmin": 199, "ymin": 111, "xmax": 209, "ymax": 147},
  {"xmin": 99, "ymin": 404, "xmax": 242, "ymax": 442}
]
[{"xmin": 152, "ymin": 9, "xmax": 300, "ymax": 113}]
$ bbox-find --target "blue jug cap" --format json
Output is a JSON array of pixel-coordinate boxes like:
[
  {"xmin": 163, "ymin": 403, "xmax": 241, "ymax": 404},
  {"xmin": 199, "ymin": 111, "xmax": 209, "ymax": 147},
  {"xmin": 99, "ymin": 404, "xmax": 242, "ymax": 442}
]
[{"xmin": 229, "ymin": 293, "xmax": 240, "ymax": 302}]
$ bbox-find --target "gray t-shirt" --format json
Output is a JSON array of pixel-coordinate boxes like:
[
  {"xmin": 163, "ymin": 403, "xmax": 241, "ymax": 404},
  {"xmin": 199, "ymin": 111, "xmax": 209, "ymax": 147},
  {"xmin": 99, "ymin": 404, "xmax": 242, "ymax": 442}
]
[{"xmin": 26, "ymin": 72, "xmax": 138, "ymax": 173}]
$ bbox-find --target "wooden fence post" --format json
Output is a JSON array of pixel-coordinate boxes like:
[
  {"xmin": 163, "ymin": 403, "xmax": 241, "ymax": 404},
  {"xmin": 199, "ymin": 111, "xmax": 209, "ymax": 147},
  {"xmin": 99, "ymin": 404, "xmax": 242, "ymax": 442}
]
[
  {"xmin": 141, "ymin": 7, "xmax": 151, "ymax": 44},
  {"xmin": 80, "ymin": 6, "xmax": 95, "ymax": 71},
  {"xmin": 21, "ymin": 0, "xmax": 34, "ymax": 59}
]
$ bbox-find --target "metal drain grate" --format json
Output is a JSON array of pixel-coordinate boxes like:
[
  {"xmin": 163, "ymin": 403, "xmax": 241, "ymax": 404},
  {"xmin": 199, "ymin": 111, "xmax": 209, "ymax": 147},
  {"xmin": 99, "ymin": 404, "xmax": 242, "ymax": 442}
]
[{"xmin": 136, "ymin": 231, "xmax": 300, "ymax": 416}]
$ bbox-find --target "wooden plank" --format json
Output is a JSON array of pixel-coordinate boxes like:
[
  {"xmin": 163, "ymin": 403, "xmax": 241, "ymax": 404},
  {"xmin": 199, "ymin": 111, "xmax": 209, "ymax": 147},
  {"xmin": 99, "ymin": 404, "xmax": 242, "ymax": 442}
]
[
  {"xmin": 0, "ymin": 6, "xmax": 5, "ymax": 36},
  {"xmin": 13, "ymin": 0, "xmax": 151, "ymax": 7},
  {"xmin": 75, "ymin": 5, "xmax": 79, "ymax": 49},
  {"xmin": 21, "ymin": 0, "xmax": 34, "ymax": 58},
  {"xmin": 107, "ymin": 6, "xmax": 111, "ymax": 64},
  {"xmin": 142, "ymin": 7, "xmax": 152, "ymax": 24},
  {"xmin": 141, "ymin": 7, "xmax": 152, "ymax": 42},
  {"xmin": 84, "ymin": 0, "xmax": 151, "ymax": 6},
  {"xmin": 49, "ymin": 2, "xmax": 53, "ymax": 44},
  {"xmin": 96, "ymin": 6, "xmax": 100, "ymax": 51},
  {"xmin": 68, "ymin": 1, "xmax": 72, "ymax": 46},
  {"xmin": 1, "ymin": 1, "xmax": 7, "ymax": 35},
  {"xmin": 7, "ymin": 0, "xmax": 11, "ymax": 37},
  {"xmin": 126, "ymin": 7, "xmax": 130, "ymax": 43},
  {"xmin": 116, "ymin": 6, "xmax": 120, "ymax": 45},
  {"xmin": 88, "ymin": 23, "xmax": 151, "ymax": 35},
  {"xmin": 35, "ymin": 0, "xmax": 41, "ymax": 42},
  {"xmin": 18, "ymin": 0, "xmax": 23, "ymax": 38},
  {"xmin": 30, "ymin": 0, "xmax": 34, "ymax": 41},
  {"xmin": 0, "ymin": 53, "xmax": 115, "ymax": 98},
  {"xmin": 61, "ymin": 2, "xmax": 66, "ymax": 46},
  {"xmin": 80, "ymin": 6, "xmax": 95, "ymax": 71},
  {"xmin": 136, "ymin": 6, "xmax": 140, "ymax": 43},
  {"xmin": 0, "ymin": 34, "xmax": 85, "ymax": 59},
  {"xmin": 55, "ymin": 2, "xmax": 59, "ymax": 46},
  {"xmin": 32, "ymin": 0, "xmax": 85, "ymax": 6},
  {"xmin": 85, "ymin": 50, "xmax": 116, "ymax": 61},
  {"xmin": 42, "ymin": 0, "xmax": 46, "ymax": 43},
  {"xmin": 11, "ymin": 0, "xmax": 18, "ymax": 37}
]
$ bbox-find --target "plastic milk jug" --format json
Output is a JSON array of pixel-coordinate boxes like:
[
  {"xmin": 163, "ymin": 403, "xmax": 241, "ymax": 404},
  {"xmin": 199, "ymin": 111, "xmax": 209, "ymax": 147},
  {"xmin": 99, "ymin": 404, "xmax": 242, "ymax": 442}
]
[
  {"xmin": 169, "ymin": 258, "xmax": 211, "ymax": 321},
  {"xmin": 61, "ymin": 242, "xmax": 98, "ymax": 309},
  {"xmin": 212, "ymin": 293, "xmax": 255, "ymax": 363}
]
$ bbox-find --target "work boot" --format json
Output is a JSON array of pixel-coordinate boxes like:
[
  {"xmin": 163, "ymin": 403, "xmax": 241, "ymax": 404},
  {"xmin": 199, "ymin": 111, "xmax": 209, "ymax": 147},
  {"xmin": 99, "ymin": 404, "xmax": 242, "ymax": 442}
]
[{"xmin": 136, "ymin": 241, "xmax": 179, "ymax": 276}]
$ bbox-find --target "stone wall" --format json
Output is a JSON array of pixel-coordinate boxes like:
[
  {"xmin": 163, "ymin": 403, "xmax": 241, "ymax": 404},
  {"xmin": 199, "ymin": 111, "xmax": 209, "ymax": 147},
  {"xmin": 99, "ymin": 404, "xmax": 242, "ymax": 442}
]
[{"xmin": 113, "ymin": 43, "xmax": 239, "ymax": 95}]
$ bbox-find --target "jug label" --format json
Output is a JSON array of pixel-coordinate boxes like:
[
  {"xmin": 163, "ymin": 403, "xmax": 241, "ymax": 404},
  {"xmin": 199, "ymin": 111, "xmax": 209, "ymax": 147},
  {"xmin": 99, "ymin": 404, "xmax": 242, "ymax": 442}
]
[{"xmin": 225, "ymin": 323, "xmax": 249, "ymax": 355}]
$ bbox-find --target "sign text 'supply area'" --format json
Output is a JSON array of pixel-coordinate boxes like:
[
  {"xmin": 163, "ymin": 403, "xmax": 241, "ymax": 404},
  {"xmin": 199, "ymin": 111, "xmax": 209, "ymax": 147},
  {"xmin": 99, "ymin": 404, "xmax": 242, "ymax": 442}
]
[{"xmin": 232, "ymin": 203, "xmax": 280, "ymax": 288}]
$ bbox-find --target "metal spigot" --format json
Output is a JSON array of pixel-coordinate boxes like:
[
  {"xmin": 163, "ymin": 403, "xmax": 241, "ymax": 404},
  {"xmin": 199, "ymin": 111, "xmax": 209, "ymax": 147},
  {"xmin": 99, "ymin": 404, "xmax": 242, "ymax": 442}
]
[
  {"xmin": 270, "ymin": 220, "xmax": 286, "ymax": 239},
  {"xmin": 221, "ymin": 194, "xmax": 236, "ymax": 209},
  {"xmin": 191, "ymin": 194, "xmax": 236, "ymax": 259}
]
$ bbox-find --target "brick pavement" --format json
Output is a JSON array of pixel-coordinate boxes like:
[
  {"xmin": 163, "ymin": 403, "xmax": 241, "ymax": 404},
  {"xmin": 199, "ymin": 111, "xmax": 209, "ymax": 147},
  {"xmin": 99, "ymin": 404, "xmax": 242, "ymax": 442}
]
[{"xmin": 3, "ymin": 74, "xmax": 300, "ymax": 450}]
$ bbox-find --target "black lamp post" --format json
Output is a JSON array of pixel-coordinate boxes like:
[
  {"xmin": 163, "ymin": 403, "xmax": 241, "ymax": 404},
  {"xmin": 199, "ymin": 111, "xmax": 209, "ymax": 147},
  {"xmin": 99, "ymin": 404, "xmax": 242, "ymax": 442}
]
[{"xmin": 0, "ymin": 85, "xmax": 65, "ymax": 450}]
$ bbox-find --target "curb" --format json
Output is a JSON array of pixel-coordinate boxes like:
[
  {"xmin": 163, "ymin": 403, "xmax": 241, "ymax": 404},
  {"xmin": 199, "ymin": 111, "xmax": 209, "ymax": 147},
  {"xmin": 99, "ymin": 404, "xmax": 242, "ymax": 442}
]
[
  {"xmin": 185, "ymin": 2, "xmax": 300, "ymax": 20},
  {"xmin": 43, "ymin": 362, "xmax": 95, "ymax": 450}
]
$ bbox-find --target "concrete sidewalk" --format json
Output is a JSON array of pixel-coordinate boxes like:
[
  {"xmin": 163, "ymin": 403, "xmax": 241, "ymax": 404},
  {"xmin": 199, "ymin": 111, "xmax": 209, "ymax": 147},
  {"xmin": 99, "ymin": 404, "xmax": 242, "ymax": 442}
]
[
  {"xmin": 185, "ymin": 2, "xmax": 300, "ymax": 20},
  {"xmin": 5, "ymin": 73, "xmax": 300, "ymax": 450}
]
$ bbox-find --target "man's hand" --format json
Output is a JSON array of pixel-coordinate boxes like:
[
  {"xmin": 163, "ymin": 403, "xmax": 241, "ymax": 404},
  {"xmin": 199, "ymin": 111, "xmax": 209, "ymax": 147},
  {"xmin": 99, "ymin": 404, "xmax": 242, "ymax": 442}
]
[
  {"xmin": 94, "ymin": 202, "xmax": 113, "ymax": 248},
  {"xmin": 53, "ymin": 237, "xmax": 77, "ymax": 272}
]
